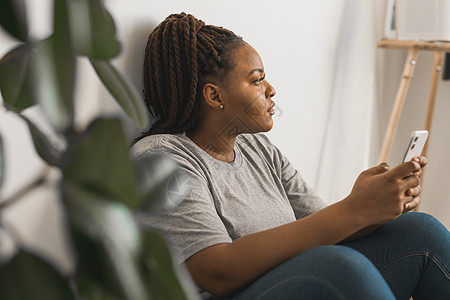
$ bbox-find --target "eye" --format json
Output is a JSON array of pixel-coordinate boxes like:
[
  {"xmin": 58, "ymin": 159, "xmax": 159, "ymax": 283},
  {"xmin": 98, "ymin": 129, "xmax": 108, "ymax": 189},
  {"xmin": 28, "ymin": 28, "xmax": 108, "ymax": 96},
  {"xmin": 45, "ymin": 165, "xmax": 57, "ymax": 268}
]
[{"xmin": 253, "ymin": 74, "xmax": 266, "ymax": 84}]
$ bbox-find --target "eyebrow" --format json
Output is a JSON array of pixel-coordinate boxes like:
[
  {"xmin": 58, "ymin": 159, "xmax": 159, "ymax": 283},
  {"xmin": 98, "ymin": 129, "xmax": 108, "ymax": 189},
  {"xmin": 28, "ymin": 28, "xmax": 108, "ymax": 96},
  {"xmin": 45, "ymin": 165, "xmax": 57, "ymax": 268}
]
[{"xmin": 246, "ymin": 68, "xmax": 264, "ymax": 78}]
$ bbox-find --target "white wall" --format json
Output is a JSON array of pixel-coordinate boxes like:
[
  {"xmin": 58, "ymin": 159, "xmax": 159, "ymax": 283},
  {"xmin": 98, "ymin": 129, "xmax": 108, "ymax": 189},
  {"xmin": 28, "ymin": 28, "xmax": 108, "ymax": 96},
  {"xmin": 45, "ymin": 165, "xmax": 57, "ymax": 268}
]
[
  {"xmin": 106, "ymin": 0, "xmax": 347, "ymax": 186},
  {"xmin": 0, "ymin": 0, "xmax": 449, "ymax": 272}
]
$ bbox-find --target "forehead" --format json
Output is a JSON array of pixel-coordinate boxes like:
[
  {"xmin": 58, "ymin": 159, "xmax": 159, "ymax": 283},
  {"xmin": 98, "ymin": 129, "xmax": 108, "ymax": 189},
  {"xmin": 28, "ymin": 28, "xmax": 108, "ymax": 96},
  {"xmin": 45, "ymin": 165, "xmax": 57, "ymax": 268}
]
[{"xmin": 232, "ymin": 43, "xmax": 264, "ymax": 75}]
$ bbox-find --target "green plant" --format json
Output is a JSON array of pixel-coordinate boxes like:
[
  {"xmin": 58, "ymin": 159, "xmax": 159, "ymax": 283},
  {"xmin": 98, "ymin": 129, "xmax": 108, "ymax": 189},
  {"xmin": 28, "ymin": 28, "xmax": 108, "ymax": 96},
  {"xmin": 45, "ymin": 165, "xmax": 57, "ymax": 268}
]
[{"xmin": 0, "ymin": 0, "xmax": 196, "ymax": 299}]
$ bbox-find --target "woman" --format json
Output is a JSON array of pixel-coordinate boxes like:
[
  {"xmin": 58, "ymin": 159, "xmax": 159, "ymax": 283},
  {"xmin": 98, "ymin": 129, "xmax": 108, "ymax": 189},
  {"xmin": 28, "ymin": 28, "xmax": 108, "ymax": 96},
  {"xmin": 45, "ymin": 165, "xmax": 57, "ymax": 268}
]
[{"xmin": 132, "ymin": 13, "xmax": 450, "ymax": 299}]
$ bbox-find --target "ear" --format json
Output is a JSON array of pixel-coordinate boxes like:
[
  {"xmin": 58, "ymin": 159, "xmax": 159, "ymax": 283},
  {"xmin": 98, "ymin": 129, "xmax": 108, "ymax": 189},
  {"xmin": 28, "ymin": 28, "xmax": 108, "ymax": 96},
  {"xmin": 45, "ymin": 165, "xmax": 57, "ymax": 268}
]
[{"xmin": 202, "ymin": 83, "xmax": 223, "ymax": 110}]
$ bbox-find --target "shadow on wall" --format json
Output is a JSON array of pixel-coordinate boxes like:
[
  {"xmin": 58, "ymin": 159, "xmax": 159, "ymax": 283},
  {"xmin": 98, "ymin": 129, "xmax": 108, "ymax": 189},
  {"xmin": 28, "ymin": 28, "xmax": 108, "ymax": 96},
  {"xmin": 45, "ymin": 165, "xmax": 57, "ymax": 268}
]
[{"xmin": 117, "ymin": 21, "xmax": 158, "ymax": 141}]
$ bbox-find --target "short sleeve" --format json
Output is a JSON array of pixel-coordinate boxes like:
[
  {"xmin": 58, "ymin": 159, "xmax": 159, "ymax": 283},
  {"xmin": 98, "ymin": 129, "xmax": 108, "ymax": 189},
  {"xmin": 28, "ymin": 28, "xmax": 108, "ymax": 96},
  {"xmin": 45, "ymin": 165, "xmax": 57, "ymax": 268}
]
[
  {"xmin": 133, "ymin": 152, "xmax": 232, "ymax": 263},
  {"xmin": 279, "ymin": 153, "xmax": 327, "ymax": 219}
]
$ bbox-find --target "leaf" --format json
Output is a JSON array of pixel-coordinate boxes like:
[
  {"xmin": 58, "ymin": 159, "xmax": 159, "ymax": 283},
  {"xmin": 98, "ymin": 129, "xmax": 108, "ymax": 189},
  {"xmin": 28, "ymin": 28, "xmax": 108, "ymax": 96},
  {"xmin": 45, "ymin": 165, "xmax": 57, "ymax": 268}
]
[
  {"xmin": 0, "ymin": 134, "xmax": 4, "ymax": 189},
  {"xmin": 0, "ymin": 0, "xmax": 28, "ymax": 42},
  {"xmin": 67, "ymin": 0, "xmax": 121, "ymax": 59},
  {"xmin": 75, "ymin": 267, "xmax": 119, "ymax": 300},
  {"xmin": 18, "ymin": 114, "xmax": 66, "ymax": 166},
  {"xmin": 30, "ymin": 38, "xmax": 74, "ymax": 133},
  {"xmin": 134, "ymin": 151, "xmax": 189, "ymax": 212},
  {"xmin": 63, "ymin": 118, "xmax": 140, "ymax": 208},
  {"xmin": 63, "ymin": 182, "xmax": 147, "ymax": 300},
  {"xmin": 51, "ymin": 0, "xmax": 76, "ymax": 116},
  {"xmin": 27, "ymin": 0, "xmax": 77, "ymax": 133},
  {"xmin": 0, "ymin": 44, "xmax": 34, "ymax": 112},
  {"xmin": 0, "ymin": 251, "xmax": 75, "ymax": 300},
  {"xmin": 0, "ymin": 36, "xmax": 75, "ymax": 131},
  {"xmin": 90, "ymin": 59, "xmax": 149, "ymax": 129},
  {"xmin": 140, "ymin": 231, "xmax": 193, "ymax": 300}
]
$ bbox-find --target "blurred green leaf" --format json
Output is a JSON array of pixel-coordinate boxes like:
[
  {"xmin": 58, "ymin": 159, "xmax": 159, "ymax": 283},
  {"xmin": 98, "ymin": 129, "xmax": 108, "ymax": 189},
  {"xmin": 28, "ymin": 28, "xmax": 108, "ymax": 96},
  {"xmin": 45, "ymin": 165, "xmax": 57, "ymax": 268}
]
[
  {"xmin": 0, "ymin": 44, "xmax": 34, "ymax": 111},
  {"xmin": 67, "ymin": 0, "xmax": 120, "ymax": 59},
  {"xmin": 51, "ymin": 0, "xmax": 76, "ymax": 118},
  {"xmin": 0, "ymin": 134, "xmax": 4, "ymax": 189},
  {"xmin": 31, "ymin": 38, "xmax": 74, "ymax": 133},
  {"xmin": 19, "ymin": 115, "xmax": 65, "ymax": 166},
  {"xmin": 134, "ymin": 151, "xmax": 189, "ymax": 212},
  {"xmin": 0, "ymin": 0, "xmax": 76, "ymax": 129},
  {"xmin": 64, "ymin": 118, "xmax": 140, "ymax": 208},
  {"xmin": 0, "ymin": 251, "xmax": 75, "ymax": 300},
  {"xmin": 90, "ymin": 59, "xmax": 149, "ymax": 129},
  {"xmin": 0, "ymin": 0, "xmax": 28, "ymax": 42},
  {"xmin": 75, "ymin": 267, "xmax": 119, "ymax": 300},
  {"xmin": 29, "ymin": 0, "xmax": 77, "ymax": 133},
  {"xmin": 140, "ymin": 231, "xmax": 191, "ymax": 300},
  {"xmin": 63, "ymin": 182, "xmax": 147, "ymax": 300}
]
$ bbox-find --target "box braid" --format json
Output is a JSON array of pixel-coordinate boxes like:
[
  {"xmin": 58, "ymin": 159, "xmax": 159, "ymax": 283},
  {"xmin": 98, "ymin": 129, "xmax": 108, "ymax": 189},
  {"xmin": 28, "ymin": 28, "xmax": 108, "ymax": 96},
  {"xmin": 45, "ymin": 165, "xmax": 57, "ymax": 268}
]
[{"xmin": 138, "ymin": 13, "xmax": 243, "ymax": 140}]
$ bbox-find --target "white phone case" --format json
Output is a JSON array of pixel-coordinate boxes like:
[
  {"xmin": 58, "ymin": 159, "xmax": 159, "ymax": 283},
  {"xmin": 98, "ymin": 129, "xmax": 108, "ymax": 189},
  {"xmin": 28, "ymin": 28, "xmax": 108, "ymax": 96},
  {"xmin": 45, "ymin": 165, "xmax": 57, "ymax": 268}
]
[{"xmin": 401, "ymin": 130, "xmax": 429, "ymax": 163}]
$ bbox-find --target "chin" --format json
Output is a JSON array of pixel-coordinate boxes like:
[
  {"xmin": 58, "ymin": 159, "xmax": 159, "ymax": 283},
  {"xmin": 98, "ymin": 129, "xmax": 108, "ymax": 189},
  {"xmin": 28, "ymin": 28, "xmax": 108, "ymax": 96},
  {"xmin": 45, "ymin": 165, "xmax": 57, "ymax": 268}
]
[
  {"xmin": 266, "ymin": 118, "xmax": 274, "ymax": 131},
  {"xmin": 259, "ymin": 120, "xmax": 274, "ymax": 133},
  {"xmin": 245, "ymin": 117, "xmax": 273, "ymax": 134}
]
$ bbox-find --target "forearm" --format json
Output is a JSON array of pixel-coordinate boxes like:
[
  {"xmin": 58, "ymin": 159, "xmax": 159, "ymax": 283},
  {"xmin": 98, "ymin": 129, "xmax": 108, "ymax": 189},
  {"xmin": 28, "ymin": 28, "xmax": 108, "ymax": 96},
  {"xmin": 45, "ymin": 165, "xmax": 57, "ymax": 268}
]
[{"xmin": 186, "ymin": 198, "xmax": 365, "ymax": 296}]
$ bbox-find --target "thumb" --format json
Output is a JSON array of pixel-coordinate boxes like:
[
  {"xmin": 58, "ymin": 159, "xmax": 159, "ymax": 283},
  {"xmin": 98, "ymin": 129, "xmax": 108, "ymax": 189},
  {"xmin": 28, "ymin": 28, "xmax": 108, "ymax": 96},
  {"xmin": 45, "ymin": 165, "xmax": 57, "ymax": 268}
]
[{"xmin": 365, "ymin": 162, "xmax": 391, "ymax": 175}]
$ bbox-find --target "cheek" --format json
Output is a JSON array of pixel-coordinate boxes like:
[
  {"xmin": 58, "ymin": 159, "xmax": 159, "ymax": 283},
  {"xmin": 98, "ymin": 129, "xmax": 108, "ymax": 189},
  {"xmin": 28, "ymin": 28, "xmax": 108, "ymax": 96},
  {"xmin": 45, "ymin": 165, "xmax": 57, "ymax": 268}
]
[
  {"xmin": 244, "ymin": 91, "xmax": 267, "ymax": 116},
  {"xmin": 245, "ymin": 104, "xmax": 265, "ymax": 117}
]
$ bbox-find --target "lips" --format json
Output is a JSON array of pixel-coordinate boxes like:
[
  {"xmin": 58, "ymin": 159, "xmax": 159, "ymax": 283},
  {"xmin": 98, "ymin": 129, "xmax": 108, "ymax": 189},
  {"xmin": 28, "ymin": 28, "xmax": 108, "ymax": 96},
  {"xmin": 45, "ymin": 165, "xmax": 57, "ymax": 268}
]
[{"xmin": 268, "ymin": 102, "xmax": 275, "ymax": 115}]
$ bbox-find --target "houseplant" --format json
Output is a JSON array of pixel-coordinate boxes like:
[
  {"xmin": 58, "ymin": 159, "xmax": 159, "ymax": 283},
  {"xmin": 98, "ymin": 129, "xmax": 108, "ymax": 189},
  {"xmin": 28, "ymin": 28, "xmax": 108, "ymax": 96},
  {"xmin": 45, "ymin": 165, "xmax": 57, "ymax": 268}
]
[{"xmin": 0, "ymin": 0, "xmax": 196, "ymax": 299}]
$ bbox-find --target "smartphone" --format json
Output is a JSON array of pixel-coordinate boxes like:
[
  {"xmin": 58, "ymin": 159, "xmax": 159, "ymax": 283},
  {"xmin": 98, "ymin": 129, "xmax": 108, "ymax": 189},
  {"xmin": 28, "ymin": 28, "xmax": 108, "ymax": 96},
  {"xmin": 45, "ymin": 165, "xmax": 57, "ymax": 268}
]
[{"xmin": 401, "ymin": 130, "xmax": 429, "ymax": 163}]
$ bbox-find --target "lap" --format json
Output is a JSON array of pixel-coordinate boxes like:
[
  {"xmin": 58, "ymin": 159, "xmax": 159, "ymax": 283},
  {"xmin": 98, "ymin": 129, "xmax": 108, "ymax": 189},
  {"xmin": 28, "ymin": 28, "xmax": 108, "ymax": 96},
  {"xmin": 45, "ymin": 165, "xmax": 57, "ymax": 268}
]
[
  {"xmin": 219, "ymin": 212, "xmax": 449, "ymax": 300},
  {"xmin": 218, "ymin": 245, "xmax": 394, "ymax": 300}
]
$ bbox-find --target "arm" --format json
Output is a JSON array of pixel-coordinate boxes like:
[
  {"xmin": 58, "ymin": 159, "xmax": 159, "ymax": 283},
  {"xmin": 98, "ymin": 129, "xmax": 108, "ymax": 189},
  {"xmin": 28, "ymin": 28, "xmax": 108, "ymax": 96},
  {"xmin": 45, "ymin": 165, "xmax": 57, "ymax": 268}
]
[{"xmin": 185, "ymin": 159, "xmax": 424, "ymax": 296}]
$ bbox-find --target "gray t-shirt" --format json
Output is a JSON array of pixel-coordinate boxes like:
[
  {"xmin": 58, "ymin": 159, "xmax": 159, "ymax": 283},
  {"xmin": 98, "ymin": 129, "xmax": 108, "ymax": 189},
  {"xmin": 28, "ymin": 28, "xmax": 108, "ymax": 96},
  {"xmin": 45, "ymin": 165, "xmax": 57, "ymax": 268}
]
[{"xmin": 131, "ymin": 133, "xmax": 327, "ymax": 263}]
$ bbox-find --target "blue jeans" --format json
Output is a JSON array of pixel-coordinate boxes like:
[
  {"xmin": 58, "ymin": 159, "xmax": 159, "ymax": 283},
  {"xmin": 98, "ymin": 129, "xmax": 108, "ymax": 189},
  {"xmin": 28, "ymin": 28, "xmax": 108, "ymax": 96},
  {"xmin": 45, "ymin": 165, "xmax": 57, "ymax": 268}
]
[{"xmin": 217, "ymin": 212, "xmax": 450, "ymax": 299}]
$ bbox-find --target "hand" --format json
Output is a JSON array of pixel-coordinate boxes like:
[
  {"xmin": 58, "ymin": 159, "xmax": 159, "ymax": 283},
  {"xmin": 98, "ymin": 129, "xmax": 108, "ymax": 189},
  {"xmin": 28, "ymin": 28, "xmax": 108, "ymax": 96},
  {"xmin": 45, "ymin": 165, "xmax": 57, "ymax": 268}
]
[
  {"xmin": 403, "ymin": 156, "xmax": 428, "ymax": 212},
  {"xmin": 346, "ymin": 158, "xmax": 423, "ymax": 227}
]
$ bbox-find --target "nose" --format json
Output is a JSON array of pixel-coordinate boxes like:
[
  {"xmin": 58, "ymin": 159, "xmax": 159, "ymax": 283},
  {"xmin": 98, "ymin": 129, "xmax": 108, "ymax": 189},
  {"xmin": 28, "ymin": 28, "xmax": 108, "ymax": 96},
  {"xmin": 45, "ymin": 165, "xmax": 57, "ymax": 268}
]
[{"xmin": 265, "ymin": 80, "xmax": 276, "ymax": 98}]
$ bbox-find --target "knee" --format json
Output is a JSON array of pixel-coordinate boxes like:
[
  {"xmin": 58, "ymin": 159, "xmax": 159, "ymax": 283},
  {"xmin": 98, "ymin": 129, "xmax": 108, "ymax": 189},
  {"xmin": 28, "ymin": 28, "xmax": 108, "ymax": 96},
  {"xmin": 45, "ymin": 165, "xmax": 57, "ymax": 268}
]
[
  {"xmin": 393, "ymin": 212, "xmax": 448, "ymax": 238},
  {"xmin": 285, "ymin": 246, "xmax": 393, "ymax": 298},
  {"xmin": 299, "ymin": 245, "xmax": 379, "ymax": 278},
  {"xmin": 309, "ymin": 245, "xmax": 373, "ymax": 269},
  {"xmin": 387, "ymin": 212, "xmax": 449, "ymax": 249}
]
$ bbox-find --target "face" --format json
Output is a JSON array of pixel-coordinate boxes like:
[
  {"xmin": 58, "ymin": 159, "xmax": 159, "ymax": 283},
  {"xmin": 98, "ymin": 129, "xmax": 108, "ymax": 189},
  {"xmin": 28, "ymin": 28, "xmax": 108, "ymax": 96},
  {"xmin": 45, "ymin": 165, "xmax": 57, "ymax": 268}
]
[{"xmin": 219, "ymin": 43, "xmax": 276, "ymax": 135}]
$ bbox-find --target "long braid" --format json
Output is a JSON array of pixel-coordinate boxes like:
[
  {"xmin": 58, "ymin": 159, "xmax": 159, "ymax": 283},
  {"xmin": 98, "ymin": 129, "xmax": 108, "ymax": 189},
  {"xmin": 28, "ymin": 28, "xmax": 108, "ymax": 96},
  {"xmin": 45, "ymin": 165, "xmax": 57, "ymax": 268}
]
[{"xmin": 138, "ymin": 13, "xmax": 243, "ymax": 139}]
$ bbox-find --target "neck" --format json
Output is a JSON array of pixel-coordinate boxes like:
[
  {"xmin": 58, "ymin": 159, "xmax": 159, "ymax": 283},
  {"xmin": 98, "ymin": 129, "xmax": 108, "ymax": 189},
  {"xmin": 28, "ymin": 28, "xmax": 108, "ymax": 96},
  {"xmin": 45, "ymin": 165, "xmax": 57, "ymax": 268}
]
[{"xmin": 187, "ymin": 120, "xmax": 237, "ymax": 162}]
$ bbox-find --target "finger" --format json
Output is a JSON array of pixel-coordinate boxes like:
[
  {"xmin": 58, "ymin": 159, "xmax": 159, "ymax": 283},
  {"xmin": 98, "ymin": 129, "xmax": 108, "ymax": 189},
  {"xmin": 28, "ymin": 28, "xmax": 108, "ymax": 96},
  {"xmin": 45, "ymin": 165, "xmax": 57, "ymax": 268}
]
[
  {"xmin": 413, "ymin": 156, "xmax": 428, "ymax": 168},
  {"xmin": 379, "ymin": 162, "xmax": 391, "ymax": 169},
  {"xmin": 405, "ymin": 185, "xmax": 421, "ymax": 197},
  {"xmin": 406, "ymin": 187, "xmax": 413, "ymax": 196},
  {"xmin": 404, "ymin": 195, "xmax": 421, "ymax": 212},
  {"xmin": 411, "ymin": 168, "xmax": 423, "ymax": 178},
  {"xmin": 388, "ymin": 161, "xmax": 421, "ymax": 180},
  {"xmin": 366, "ymin": 163, "xmax": 391, "ymax": 175},
  {"xmin": 413, "ymin": 169, "xmax": 423, "ymax": 177},
  {"xmin": 401, "ymin": 174, "xmax": 421, "ymax": 191}
]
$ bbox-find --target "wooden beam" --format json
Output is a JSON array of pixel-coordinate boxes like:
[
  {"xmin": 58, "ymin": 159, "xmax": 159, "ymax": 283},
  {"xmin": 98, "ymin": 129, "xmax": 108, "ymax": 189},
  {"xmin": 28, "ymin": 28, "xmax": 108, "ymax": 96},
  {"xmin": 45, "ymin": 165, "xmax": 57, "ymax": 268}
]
[{"xmin": 378, "ymin": 39, "xmax": 450, "ymax": 52}]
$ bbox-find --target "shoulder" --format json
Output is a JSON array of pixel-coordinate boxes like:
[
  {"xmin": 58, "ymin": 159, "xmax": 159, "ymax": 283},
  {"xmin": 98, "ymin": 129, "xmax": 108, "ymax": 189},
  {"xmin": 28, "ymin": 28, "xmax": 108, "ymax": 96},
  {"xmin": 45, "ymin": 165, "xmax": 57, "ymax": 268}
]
[
  {"xmin": 131, "ymin": 133, "xmax": 190, "ymax": 157},
  {"xmin": 130, "ymin": 133, "xmax": 208, "ymax": 179}
]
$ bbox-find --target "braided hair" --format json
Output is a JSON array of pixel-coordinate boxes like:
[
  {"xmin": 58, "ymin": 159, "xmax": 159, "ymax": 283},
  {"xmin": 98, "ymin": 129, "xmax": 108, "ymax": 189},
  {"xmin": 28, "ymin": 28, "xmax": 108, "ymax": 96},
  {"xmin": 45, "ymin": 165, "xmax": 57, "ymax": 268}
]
[{"xmin": 138, "ymin": 13, "xmax": 244, "ymax": 139}]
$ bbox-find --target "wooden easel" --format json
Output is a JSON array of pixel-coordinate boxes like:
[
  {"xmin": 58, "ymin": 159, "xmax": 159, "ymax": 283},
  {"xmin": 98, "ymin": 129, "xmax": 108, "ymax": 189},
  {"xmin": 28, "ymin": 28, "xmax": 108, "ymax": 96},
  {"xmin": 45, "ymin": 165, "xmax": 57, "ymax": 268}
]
[{"xmin": 377, "ymin": 39, "xmax": 450, "ymax": 163}]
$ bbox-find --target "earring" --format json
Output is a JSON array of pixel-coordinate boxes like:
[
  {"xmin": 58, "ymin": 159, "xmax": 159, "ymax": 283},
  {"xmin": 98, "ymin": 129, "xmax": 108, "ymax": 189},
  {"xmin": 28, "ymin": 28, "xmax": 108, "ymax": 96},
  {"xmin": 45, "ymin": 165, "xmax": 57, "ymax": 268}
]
[{"xmin": 220, "ymin": 104, "xmax": 224, "ymax": 109}]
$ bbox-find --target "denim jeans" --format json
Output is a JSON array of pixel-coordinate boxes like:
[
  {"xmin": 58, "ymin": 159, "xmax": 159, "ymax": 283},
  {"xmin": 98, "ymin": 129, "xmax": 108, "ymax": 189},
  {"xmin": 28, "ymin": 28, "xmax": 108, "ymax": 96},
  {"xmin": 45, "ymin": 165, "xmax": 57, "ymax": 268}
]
[{"xmin": 218, "ymin": 212, "xmax": 450, "ymax": 300}]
